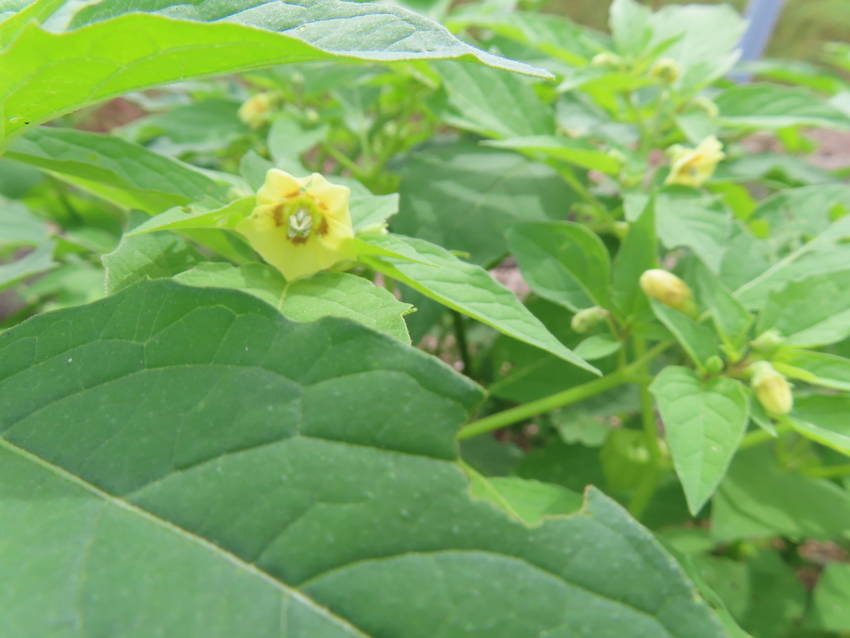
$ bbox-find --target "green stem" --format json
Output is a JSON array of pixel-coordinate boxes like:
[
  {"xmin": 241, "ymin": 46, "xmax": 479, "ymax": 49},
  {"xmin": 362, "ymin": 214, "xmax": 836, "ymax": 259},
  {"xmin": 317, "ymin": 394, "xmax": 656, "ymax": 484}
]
[
  {"xmin": 804, "ymin": 464, "xmax": 850, "ymax": 479},
  {"xmin": 319, "ymin": 141, "xmax": 365, "ymax": 179},
  {"xmin": 457, "ymin": 341, "xmax": 670, "ymax": 441},
  {"xmin": 739, "ymin": 421, "xmax": 791, "ymax": 450},
  {"xmin": 628, "ymin": 335, "xmax": 664, "ymax": 518},
  {"xmin": 452, "ymin": 311, "xmax": 473, "ymax": 376}
]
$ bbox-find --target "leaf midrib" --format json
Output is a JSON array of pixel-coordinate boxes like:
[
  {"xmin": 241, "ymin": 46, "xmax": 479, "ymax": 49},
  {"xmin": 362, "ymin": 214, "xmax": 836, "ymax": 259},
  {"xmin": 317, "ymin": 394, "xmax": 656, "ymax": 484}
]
[{"xmin": 0, "ymin": 436, "xmax": 373, "ymax": 638}]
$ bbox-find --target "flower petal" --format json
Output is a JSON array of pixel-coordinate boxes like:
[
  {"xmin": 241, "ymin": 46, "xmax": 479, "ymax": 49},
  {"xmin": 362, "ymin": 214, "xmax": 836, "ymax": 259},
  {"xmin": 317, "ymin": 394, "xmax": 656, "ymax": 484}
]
[{"xmin": 257, "ymin": 169, "xmax": 301, "ymax": 205}]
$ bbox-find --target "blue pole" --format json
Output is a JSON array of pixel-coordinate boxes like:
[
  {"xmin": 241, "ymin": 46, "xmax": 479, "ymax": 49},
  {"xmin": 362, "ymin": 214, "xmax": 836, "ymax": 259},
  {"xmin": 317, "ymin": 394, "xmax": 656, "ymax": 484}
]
[
  {"xmin": 732, "ymin": 0, "xmax": 786, "ymax": 82},
  {"xmin": 739, "ymin": 0, "xmax": 786, "ymax": 63}
]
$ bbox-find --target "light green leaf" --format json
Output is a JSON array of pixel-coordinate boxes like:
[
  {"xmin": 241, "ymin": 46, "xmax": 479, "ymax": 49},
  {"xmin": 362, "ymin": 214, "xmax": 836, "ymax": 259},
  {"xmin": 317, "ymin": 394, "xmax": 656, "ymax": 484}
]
[
  {"xmin": 655, "ymin": 188, "xmax": 731, "ymax": 272},
  {"xmin": 612, "ymin": 197, "xmax": 657, "ymax": 319},
  {"xmin": 609, "ymin": 0, "xmax": 652, "ymax": 57},
  {"xmin": 712, "ymin": 446, "xmax": 850, "ymax": 541},
  {"xmin": 466, "ymin": 472, "xmax": 583, "ymax": 525},
  {"xmin": 648, "ymin": 4, "xmax": 744, "ymax": 91},
  {"xmin": 716, "ymin": 84, "xmax": 850, "ymax": 130},
  {"xmin": 119, "ymin": 98, "xmax": 248, "ymax": 154},
  {"xmin": 175, "ymin": 263, "xmax": 413, "ymax": 343},
  {"xmin": 445, "ymin": 10, "xmax": 597, "ymax": 67},
  {"xmin": 0, "ymin": 242, "xmax": 56, "ymax": 291},
  {"xmin": 757, "ymin": 269, "xmax": 850, "ymax": 347},
  {"xmin": 734, "ymin": 215, "xmax": 850, "ymax": 308},
  {"xmin": 0, "ymin": 0, "xmax": 547, "ymax": 141},
  {"xmin": 506, "ymin": 221, "xmax": 611, "ymax": 312},
  {"xmin": 0, "ymin": 199, "xmax": 49, "ymax": 247},
  {"xmin": 650, "ymin": 301, "xmax": 719, "ymax": 369},
  {"xmin": 128, "ymin": 198, "xmax": 254, "ymax": 236},
  {"xmin": 483, "ymin": 135, "xmax": 622, "ymax": 174},
  {"xmin": 361, "ymin": 234, "xmax": 599, "ymax": 374},
  {"xmin": 751, "ymin": 184, "xmax": 850, "ymax": 239},
  {"xmin": 5, "ymin": 127, "xmax": 229, "ymax": 212},
  {"xmin": 811, "ymin": 564, "xmax": 850, "ymax": 631},
  {"xmin": 787, "ymin": 394, "xmax": 850, "ymax": 456},
  {"xmin": 775, "ymin": 350, "xmax": 850, "ymax": 392},
  {"xmin": 394, "ymin": 142, "xmax": 578, "ymax": 266},
  {"xmin": 433, "ymin": 61, "xmax": 554, "ymax": 139},
  {"xmin": 651, "ymin": 366, "xmax": 749, "ymax": 514},
  {"xmin": 103, "ymin": 226, "xmax": 206, "ymax": 294},
  {"xmin": 692, "ymin": 260, "xmax": 752, "ymax": 350},
  {"xmin": 0, "ymin": 280, "xmax": 726, "ymax": 637}
]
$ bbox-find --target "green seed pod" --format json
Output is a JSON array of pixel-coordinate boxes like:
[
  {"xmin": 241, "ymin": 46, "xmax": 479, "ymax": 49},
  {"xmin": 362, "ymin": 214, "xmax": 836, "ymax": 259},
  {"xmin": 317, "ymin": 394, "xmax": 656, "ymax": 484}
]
[
  {"xmin": 705, "ymin": 355, "xmax": 724, "ymax": 375},
  {"xmin": 749, "ymin": 361, "xmax": 793, "ymax": 416},
  {"xmin": 571, "ymin": 306, "xmax": 610, "ymax": 334},
  {"xmin": 639, "ymin": 269, "xmax": 697, "ymax": 317}
]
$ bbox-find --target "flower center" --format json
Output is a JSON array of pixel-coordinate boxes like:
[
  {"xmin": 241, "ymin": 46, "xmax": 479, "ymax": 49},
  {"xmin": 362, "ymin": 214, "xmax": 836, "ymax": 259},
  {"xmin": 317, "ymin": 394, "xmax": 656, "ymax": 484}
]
[{"xmin": 287, "ymin": 206, "xmax": 313, "ymax": 242}]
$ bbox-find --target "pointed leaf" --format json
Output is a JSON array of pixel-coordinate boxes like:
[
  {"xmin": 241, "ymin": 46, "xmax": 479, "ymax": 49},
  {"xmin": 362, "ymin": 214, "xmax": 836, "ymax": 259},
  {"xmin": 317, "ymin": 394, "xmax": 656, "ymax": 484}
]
[
  {"xmin": 506, "ymin": 221, "xmax": 612, "ymax": 311},
  {"xmin": 361, "ymin": 234, "xmax": 599, "ymax": 374},
  {"xmin": 651, "ymin": 366, "xmax": 749, "ymax": 514}
]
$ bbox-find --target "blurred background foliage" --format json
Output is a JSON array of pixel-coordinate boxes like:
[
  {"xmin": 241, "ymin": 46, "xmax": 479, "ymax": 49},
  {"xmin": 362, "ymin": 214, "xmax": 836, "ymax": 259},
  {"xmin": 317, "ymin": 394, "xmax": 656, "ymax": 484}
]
[{"xmin": 554, "ymin": 0, "xmax": 850, "ymax": 62}]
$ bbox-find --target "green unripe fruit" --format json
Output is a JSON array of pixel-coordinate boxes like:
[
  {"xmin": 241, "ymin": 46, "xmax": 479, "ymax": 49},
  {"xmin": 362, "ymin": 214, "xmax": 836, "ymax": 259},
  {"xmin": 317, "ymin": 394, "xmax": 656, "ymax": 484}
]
[
  {"xmin": 571, "ymin": 306, "xmax": 610, "ymax": 334},
  {"xmin": 705, "ymin": 355, "xmax": 724, "ymax": 375}
]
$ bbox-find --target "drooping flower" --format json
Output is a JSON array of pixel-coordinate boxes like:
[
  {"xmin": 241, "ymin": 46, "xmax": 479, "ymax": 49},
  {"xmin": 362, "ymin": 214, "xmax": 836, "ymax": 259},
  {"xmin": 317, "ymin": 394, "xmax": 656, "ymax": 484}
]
[
  {"xmin": 236, "ymin": 169, "xmax": 355, "ymax": 281},
  {"xmin": 238, "ymin": 93, "xmax": 275, "ymax": 129},
  {"xmin": 665, "ymin": 136, "xmax": 725, "ymax": 187}
]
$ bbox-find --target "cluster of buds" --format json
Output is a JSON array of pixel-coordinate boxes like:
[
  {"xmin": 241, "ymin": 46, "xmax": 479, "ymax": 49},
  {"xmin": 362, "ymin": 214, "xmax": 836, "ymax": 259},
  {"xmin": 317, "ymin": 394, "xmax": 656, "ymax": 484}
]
[
  {"xmin": 639, "ymin": 269, "xmax": 697, "ymax": 318},
  {"xmin": 748, "ymin": 361, "xmax": 793, "ymax": 416}
]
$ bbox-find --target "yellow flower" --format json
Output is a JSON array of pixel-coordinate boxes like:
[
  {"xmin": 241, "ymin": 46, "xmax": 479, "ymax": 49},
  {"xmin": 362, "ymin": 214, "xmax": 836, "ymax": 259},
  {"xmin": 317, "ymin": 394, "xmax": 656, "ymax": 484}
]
[
  {"xmin": 665, "ymin": 136, "xmax": 725, "ymax": 187},
  {"xmin": 238, "ymin": 93, "xmax": 275, "ymax": 129},
  {"xmin": 236, "ymin": 169, "xmax": 355, "ymax": 281}
]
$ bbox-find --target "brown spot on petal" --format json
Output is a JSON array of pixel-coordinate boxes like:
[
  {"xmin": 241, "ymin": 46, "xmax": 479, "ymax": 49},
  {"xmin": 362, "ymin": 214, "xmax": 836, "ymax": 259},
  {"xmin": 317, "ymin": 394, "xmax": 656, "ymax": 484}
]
[
  {"xmin": 272, "ymin": 205, "xmax": 285, "ymax": 227},
  {"xmin": 289, "ymin": 235, "xmax": 309, "ymax": 245},
  {"xmin": 317, "ymin": 217, "xmax": 329, "ymax": 236}
]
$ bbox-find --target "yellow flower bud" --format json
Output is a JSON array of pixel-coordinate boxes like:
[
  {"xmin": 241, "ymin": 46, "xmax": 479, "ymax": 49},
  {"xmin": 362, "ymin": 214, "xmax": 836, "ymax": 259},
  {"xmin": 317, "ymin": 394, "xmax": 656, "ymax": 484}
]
[
  {"xmin": 236, "ymin": 169, "xmax": 355, "ymax": 281},
  {"xmin": 665, "ymin": 136, "xmax": 725, "ymax": 188},
  {"xmin": 571, "ymin": 306, "xmax": 610, "ymax": 334},
  {"xmin": 238, "ymin": 93, "xmax": 275, "ymax": 129},
  {"xmin": 649, "ymin": 58, "xmax": 680, "ymax": 84},
  {"xmin": 591, "ymin": 52, "xmax": 624, "ymax": 69},
  {"xmin": 640, "ymin": 269, "xmax": 697, "ymax": 317},
  {"xmin": 749, "ymin": 361, "xmax": 793, "ymax": 416}
]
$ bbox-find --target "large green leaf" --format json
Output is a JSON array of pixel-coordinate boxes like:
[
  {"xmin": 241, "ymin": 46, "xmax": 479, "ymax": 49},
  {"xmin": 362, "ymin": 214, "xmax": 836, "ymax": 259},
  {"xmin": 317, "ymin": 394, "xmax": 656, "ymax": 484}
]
[
  {"xmin": 361, "ymin": 233, "xmax": 599, "ymax": 374},
  {"xmin": 757, "ymin": 269, "xmax": 850, "ymax": 347},
  {"xmin": 5, "ymin": 127, "xmax": 229, "ymax": 212},
  {"xmin": 0, "ymin": 199, "xmax": 49, "ymax": 247},
  {"xmin": 0, "ymin": 280, "xmax": 725, "ymax": 636},
  {"xmin": 433, "ymin": 62, "xmax": 554, "ymax": 139},
  {"xmin": 506, "ymin": 221, "xmax": 611, "ymax": 312},
  {"xmin": 649, "ymin": 300, "xmax": 719, "ymax": 369},
  {"xmin": 716, "ymin": 84, "xmax": 850, "ymax": 130},
  {"xmin": 712, "ymin": 446, "xmax": 850, "ymax": 541},
  {"xmin": 0, "ymin": 0, "xmax": 546, "ymax": 141},
  {"xmin": 650, "ymin": 366, "xmax": 749, "ymax": 514},
  {"xmin": 655, "ymin": 188, "xmax": 731, "ymax": 273},
  {"xmin": 612, "ymin": 197, "xmax": 657, "ymax": 319},
  {"xmin": 609, "ymin": 0, "xmax": 652, "ymax": 58},
  {"xmin": 787, "ymin": 394, "xmax": 850, "ymax": 456},
  {"xmin": 394, "ymin": 143, "xmax": 578, "ymax": 266}
]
